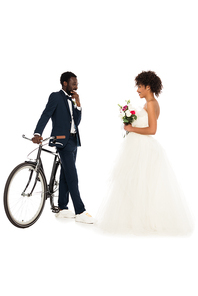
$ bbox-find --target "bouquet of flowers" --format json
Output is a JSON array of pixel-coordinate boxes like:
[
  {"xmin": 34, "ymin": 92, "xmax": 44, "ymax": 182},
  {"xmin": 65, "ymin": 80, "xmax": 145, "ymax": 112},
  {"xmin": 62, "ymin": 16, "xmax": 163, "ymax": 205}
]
[{"xmin": 118, "ymin": 100, "xmax": 137, "ymax": 125}]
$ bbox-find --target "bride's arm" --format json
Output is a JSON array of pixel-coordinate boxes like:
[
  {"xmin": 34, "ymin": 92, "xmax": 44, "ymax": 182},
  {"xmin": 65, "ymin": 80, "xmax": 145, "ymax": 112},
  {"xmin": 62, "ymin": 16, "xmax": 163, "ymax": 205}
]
[{"xmin": 124, "ymin": 101, "xmax": 157, "ymax": 135}]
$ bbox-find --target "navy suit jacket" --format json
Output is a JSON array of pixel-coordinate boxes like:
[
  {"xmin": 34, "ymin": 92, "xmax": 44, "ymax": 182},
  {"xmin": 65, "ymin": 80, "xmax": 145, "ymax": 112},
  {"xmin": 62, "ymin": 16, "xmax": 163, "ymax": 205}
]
[{"xmin": 34, "ymin": 90, "xmax": 81, "ymax": 148}]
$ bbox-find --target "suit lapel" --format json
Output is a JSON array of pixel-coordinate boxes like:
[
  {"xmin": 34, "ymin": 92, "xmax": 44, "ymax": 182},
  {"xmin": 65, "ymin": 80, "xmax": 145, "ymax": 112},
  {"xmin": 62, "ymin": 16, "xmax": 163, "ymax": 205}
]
[{"xmin": 60, "ymin": 90, "xmax": 72, "ymax": 118}]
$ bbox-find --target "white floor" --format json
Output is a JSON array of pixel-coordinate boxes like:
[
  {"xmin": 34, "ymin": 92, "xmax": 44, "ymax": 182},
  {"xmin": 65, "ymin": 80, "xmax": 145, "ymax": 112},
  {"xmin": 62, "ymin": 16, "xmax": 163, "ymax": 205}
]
[{"xmin": 1, "ymin": 195, "xmax": 197, "ymax": 296}]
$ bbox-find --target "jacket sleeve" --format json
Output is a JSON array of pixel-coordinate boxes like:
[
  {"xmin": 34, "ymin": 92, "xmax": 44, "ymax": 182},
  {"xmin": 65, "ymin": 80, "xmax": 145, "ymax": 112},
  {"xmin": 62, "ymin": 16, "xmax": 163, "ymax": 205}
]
[
  {"xmin": 73, "ymin": 107, "xmax": 82, "ymax": 127},
  {"xmin": 34, "ymin": 93, "xmax": 58, "ymax": 135}
]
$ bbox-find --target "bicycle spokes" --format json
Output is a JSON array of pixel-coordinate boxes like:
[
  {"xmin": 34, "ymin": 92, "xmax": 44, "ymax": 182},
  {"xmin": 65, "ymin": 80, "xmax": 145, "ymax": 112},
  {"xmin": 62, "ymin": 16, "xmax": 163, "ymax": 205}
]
[{"xmin": 5, "ymin": 164, "xmax": 46, "ymax": 227}]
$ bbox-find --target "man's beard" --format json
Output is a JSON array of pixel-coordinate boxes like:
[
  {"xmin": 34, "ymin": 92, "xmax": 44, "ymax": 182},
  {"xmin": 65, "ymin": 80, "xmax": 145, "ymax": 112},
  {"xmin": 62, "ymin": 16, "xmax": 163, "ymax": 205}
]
[
  {"xmin": 66, "ymin": 89, "xmax": 72, "ymax": 96},
  {"xmin": 65, "ymin": 89, "xmax": 72, "ymax": 96}
]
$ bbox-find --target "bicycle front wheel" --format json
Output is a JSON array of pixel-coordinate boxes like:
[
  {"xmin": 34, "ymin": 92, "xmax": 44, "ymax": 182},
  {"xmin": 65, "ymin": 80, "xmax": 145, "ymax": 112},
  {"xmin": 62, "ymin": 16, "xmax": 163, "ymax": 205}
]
[{"xmin": 4, "ymin": 162, "xmax": 47, "ymax": 228}]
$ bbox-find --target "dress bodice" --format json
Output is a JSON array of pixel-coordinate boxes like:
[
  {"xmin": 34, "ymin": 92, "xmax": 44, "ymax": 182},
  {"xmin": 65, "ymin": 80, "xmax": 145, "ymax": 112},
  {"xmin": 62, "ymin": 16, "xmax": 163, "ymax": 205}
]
[{"xmin": 132, "ymin": 108, "xmax": 148, "ymax": 128}]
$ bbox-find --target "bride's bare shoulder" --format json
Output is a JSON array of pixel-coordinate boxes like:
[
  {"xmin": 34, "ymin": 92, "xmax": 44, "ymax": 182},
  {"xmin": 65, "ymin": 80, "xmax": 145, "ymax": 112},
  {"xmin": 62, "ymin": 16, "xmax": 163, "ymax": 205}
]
[{"xmin": 145, "ymin": 100, "xmax": 160, "ymax": 119}]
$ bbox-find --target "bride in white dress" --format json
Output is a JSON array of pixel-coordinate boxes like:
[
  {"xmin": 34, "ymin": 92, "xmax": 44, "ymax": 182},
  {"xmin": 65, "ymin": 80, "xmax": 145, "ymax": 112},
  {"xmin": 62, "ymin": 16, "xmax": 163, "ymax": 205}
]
[{"xmin": 97, "ymin": 71, "xmax": 194, "ymax": 236}]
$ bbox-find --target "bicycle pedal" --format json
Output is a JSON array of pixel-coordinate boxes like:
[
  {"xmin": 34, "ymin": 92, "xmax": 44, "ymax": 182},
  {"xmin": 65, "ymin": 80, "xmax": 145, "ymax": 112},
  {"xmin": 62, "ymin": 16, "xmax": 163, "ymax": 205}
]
[{"xmin": 51, "ymin": 207, "xmax": 59, "ymax": 213}]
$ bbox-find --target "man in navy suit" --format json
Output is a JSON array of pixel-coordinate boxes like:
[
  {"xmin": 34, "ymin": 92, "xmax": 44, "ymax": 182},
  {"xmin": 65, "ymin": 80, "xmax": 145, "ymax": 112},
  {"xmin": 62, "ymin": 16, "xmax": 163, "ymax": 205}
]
[{"xmin": 32, "ymin": 72, "xmax": 94, "ymax": 224}]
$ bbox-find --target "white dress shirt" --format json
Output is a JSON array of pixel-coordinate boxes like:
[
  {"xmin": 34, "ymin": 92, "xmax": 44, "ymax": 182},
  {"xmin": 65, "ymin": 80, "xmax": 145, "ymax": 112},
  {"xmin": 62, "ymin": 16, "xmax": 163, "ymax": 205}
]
[{"xmin": 61, "ymin": 89, "xmax": 81, "ymax": 133}]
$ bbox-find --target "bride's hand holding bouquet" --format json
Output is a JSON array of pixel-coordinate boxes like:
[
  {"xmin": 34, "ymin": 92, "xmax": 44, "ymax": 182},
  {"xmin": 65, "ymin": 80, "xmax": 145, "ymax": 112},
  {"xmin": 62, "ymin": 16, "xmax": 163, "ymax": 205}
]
[{"xmin": 118, "ymin": 100, "xmax": 137, "ymax": 134}]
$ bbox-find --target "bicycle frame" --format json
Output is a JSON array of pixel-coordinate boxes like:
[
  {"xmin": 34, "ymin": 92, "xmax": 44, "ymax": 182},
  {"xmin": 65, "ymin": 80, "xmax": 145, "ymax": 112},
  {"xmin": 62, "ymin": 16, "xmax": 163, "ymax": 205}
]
[
  {"xmin": 23, "ymin": 135, "xmax": 62, "ymax": 212},
  {"xmin": 3, "ymin": 135, "xmax": 64, "ymax": 228}
]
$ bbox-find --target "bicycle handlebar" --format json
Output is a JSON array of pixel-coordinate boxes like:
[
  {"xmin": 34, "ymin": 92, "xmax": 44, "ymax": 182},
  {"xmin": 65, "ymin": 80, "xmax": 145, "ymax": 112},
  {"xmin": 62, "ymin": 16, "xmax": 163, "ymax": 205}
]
[
  {"xmin": 22, "ymin": 135, "xmax": 66, "ymax": 143},
  {"xmin": 22, "ymin": 135, "xmax": 34, "ymax": 141}
]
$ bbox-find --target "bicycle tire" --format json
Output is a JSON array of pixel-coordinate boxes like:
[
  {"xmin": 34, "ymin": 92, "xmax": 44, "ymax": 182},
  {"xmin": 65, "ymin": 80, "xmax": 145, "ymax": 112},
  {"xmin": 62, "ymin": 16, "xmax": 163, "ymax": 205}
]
[{"xmin": 4, "ymin": 162, "xmax": 47, "ymax": 228}]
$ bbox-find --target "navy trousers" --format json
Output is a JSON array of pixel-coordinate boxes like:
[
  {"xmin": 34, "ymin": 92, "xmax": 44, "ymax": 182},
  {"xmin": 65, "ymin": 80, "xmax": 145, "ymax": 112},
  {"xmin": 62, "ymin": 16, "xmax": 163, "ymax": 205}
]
[{"xmin": 57, "ymin": 135, "xmax": 86, "ymax": 214}]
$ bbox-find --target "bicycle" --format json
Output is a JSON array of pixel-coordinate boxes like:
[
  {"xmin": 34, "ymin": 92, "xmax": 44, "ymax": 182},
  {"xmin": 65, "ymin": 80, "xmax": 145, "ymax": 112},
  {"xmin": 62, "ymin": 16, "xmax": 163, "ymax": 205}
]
[{"xmin": 3, "ymin": 134, "xmax": 65, "ymax": 228}]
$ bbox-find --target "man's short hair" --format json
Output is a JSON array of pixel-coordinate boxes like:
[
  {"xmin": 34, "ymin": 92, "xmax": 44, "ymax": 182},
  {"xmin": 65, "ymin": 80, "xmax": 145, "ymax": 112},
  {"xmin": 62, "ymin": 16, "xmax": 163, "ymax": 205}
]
[{"xmin": 60, "ymin": 72, "xmax": 77, "ymax": 85}]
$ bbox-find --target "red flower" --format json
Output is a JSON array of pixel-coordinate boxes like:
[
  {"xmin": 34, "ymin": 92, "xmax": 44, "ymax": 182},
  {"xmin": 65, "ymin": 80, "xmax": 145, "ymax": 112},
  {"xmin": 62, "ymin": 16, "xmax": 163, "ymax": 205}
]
[{"xmin": 130, "ymin": 110, "xmax": 136, "ymax": 115}]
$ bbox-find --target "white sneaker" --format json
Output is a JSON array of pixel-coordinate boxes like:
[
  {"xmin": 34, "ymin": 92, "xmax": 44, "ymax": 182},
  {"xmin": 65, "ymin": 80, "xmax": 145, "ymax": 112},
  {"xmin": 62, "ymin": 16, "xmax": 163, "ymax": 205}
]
[
  {"xmin": 55, "ymin": 209, "xmax": 75, "ymax": 218},
  {"xmin": 75, "ymin": 211, "xmax": 95, "ymax": 224}
]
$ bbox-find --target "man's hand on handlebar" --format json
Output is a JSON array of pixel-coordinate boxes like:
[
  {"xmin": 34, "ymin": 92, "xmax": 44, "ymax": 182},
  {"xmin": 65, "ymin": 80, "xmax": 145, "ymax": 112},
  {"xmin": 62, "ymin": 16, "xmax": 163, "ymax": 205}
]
[{"xmin": 32, "ymin": 135, "xmax": 43, "ymax": 144}]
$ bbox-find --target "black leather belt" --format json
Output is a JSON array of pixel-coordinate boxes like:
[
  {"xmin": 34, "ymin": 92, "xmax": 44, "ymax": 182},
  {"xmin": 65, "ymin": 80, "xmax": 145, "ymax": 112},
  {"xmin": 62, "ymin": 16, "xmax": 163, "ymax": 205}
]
[{"xmin": 70, "ymin": 133, "xmax": 76, "ymax": 137}]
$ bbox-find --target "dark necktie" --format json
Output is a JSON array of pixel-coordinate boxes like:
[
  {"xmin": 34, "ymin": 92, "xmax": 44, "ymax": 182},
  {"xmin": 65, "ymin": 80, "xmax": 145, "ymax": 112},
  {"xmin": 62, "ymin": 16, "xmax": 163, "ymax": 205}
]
[{"xmin": 67, "ymin": 95, "xmax": 72, "ymax": 102}]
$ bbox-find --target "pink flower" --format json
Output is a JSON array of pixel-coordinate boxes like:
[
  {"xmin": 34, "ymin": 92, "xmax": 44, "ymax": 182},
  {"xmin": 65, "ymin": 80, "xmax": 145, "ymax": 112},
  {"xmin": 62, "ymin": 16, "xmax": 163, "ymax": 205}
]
[
  {"xmin": 130, "ymin": 110, "xmax": 136, "ymax": 115},
  {"xmin": 122, "ymin": 105, "xmax": 128, "ymax": 111}
]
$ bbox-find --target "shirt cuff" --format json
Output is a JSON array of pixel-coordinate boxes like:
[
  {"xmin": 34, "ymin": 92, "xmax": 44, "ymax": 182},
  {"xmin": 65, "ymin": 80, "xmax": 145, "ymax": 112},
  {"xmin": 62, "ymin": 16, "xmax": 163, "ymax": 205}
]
[{"xmin": 76, "ymin": 106, "xmax": 82, "ymax": 111}]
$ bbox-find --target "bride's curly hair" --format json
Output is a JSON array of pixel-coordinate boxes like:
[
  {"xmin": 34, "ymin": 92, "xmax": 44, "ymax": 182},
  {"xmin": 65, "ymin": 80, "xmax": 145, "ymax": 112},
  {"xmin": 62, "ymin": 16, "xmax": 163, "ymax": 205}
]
[{"xmin": 135, "ymin": 71, "xmax": 163, "ymax": 97}]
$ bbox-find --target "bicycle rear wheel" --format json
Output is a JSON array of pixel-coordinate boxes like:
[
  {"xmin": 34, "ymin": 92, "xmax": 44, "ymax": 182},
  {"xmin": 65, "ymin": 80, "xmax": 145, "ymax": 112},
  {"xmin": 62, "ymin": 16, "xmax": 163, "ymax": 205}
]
[{"xmin": 4, "ymin": 162, "xmax": 47, "ymax": 228}]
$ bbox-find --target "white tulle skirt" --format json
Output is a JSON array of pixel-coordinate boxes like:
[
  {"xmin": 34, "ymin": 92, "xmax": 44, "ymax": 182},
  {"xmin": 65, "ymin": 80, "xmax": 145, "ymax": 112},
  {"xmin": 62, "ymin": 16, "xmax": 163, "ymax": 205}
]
[{"xmin": 96, "ymin": 132, "xmax": 194, "ymax": 236}]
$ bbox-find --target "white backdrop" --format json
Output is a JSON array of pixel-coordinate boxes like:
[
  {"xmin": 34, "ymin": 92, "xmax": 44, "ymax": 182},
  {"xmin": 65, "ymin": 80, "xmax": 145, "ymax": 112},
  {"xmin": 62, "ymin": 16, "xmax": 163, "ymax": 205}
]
[{"xmin": 1, "ymin": 0, "xmax": 198, "ymax": 295}]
